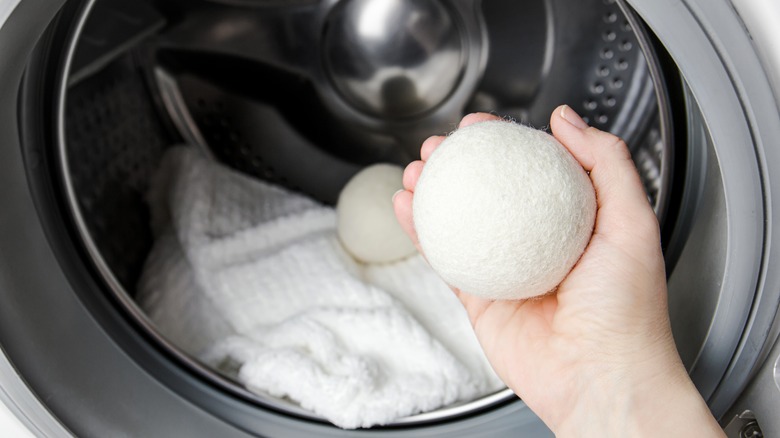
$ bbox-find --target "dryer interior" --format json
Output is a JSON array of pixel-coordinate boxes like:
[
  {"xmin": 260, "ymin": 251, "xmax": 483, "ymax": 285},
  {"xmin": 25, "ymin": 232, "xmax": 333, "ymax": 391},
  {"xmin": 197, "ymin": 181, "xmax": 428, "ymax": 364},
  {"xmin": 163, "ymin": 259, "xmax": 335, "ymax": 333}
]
[{"xmin": 52, "ymin": 0, "xmax": 690, "ymax": 429}]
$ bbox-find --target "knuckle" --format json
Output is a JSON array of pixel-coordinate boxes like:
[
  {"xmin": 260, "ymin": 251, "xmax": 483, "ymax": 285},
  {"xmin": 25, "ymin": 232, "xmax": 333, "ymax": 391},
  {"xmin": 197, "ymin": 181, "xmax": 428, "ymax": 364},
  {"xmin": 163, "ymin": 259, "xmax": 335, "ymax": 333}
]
[
  {"xmin": 587, "ymin": 128, "xmax": 631, "ymax": 159},
  {"xmin": 606, "ymin": 136, "xmax": 631, "ymax": 159}
]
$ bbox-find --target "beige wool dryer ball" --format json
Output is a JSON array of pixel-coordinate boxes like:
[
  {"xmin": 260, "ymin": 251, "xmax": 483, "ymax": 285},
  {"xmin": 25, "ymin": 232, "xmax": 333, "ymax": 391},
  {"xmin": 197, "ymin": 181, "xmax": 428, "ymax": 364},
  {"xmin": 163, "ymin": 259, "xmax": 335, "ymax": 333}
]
[
  {"xmin": 413, "ymin": 120, "xmax": 597, "ymax": 300},
  {"xmin": 337, "ymin": 164, "xmax": 417, "ymax": 264}
]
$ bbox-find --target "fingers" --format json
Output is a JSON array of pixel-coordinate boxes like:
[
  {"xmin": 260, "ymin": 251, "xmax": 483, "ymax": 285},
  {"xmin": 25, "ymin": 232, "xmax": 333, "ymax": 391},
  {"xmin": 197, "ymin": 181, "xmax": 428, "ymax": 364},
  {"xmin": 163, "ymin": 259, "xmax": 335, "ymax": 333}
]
[
  {"xmin": 550, "ymin": 105, "xmax": 618, "ymax": 172},
  {"xmin": 421, "ymin": 136, "xmax": 444, "ymax": 161},
  {"xmin": 392, "ymin": 189, "xmax": 420, "ymax": 250},
  {"xmin": 403, "ymin": 161, "xmax": 425, "ymax": 191},
  {"xmin": 550, "ymin": 105, "xmax": 658, "ymax": 238},
  {"xmin": 459, "ymin": 112, "xmax": 502, "ymax": 128}
]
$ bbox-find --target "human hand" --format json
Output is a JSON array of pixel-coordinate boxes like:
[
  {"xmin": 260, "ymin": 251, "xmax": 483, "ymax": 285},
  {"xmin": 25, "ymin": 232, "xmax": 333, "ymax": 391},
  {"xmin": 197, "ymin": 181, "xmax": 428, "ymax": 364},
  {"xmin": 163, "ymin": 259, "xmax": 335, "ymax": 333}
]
[{"xmin": 393, "ymin": 106, "xmax": 724, "ymax": 437}]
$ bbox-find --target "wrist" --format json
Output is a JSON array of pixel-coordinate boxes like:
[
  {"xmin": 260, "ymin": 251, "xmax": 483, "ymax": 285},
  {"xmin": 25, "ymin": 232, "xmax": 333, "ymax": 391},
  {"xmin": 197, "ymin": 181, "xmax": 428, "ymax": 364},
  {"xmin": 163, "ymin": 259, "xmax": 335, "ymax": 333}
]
[{"xmin": 552, "ymin": 352, "xmax": 724, "ymax": 437}]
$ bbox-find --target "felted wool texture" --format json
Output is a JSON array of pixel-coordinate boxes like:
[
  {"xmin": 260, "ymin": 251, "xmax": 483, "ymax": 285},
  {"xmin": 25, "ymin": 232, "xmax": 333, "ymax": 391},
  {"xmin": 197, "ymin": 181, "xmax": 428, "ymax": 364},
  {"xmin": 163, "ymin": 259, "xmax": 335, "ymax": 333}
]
[
  {"xmin": 137, "ymin": 147, "xmax": 503, "ymax": 429},
  {"xmin": 413, "ymin": 120, "xmax": 596, "ymax": 300},
  {"xmin": 337, "ymin": 164, "xmax": 417, "ymax": 264}
]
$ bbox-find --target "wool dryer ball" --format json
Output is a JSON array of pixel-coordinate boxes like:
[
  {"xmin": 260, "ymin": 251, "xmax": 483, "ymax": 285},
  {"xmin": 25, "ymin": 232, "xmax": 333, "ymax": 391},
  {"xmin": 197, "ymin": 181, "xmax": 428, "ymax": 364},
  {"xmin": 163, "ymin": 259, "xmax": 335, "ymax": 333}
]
[
  {"xmin": 337, "ymin": 164, "xmax": 417, "ymax": 264},
  {"xmin": 413, "ymin": 120, "xmax": 597, "ymax": 300}
]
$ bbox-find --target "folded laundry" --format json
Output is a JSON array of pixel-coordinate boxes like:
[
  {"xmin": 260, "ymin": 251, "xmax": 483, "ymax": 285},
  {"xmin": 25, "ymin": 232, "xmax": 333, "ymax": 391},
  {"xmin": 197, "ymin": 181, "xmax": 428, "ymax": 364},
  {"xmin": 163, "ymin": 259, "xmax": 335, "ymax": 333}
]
[{"xmin": 136, "ymin": 147, "xmax": 503, "ymax": 429}]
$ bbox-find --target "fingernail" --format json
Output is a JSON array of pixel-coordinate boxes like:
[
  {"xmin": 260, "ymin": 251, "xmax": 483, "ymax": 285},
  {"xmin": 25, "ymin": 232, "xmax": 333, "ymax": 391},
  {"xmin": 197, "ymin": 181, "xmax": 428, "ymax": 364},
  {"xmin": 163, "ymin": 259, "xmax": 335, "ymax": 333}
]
[
  {"xmin": 560, "ymin": 105, "xmax": 589, "ymax": 130},
  {"xmin": 392, "ymin": 189, "xmax": 405, "ymax": 202}
]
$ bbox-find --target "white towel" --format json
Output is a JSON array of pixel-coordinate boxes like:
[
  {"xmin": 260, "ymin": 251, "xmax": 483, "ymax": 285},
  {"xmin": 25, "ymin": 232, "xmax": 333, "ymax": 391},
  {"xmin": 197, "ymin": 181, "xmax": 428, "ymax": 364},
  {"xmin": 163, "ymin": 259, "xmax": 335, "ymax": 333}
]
[{"xmin": 136, "ymin": 147, "xmax": 503, "ymax": 429}]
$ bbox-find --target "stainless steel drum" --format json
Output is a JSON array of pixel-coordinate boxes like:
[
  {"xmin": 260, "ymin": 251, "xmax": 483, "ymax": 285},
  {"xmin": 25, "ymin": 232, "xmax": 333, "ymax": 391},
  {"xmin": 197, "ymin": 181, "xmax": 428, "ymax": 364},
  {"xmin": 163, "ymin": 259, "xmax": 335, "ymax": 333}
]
[{"xmin": 57, "ymin": 0, "xmax": 673, "ymax": 427}]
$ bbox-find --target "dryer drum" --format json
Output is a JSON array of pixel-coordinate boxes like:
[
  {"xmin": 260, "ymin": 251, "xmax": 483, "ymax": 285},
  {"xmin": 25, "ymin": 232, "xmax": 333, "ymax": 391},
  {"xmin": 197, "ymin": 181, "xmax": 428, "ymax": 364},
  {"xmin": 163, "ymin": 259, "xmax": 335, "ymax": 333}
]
[{"xmin": 49, "ymin": 0, "xmax": 676, "ymax": 427}]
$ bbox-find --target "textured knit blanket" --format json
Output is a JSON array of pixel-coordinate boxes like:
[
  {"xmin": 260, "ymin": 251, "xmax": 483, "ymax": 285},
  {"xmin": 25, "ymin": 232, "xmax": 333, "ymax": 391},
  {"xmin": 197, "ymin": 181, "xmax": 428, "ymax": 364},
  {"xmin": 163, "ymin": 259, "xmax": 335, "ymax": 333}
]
[{"xmin": 136, "ymin": 147, "xmax": 502, "ymax": 428}]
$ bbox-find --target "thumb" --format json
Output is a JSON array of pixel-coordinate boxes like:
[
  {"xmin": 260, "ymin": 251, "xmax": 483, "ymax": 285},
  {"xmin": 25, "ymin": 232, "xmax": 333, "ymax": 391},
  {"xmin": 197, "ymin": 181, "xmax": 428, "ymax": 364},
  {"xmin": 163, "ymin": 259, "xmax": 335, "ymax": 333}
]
[{"xmin": 550, "ymin": 105, "xmax": 659, "ymax": 240}]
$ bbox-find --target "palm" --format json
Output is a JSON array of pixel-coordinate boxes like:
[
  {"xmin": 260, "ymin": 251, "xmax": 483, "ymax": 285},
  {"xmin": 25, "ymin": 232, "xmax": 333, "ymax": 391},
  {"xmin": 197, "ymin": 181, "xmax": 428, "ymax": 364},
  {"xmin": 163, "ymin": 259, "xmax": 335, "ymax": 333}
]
[{"xmin": 460, "ymin": 226, "xmax": 667, "ymax": 415}]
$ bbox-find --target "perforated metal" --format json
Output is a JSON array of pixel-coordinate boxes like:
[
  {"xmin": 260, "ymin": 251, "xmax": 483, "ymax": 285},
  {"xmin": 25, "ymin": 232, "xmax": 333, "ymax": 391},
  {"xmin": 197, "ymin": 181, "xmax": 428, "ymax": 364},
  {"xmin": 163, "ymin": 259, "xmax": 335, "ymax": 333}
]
[
  {"xmin": 65, "ymin": 54, "xmax": 171, "ymax": 290},
  {"xmin": 579, "ymin": 0, "xmax": 642, "ymax": 129}
]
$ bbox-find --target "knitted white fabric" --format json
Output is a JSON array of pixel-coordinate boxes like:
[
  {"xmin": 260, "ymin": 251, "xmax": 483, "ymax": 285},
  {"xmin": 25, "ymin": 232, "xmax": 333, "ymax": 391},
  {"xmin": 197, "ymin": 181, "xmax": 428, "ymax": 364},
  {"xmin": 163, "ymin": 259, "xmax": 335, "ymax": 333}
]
[
  {"xmin": 136, "ymin": 147, "xmax": 502, "ymax": 429},
  {"xmin": 413, "ymin": 121, "xmax": 596, "ymax": 300}
]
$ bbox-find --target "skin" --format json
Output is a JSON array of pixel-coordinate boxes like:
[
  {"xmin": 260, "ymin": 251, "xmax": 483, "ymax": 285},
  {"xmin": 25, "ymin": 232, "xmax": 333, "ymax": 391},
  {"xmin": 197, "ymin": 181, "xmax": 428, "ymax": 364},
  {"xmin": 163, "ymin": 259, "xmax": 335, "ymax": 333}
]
[{"xmin": 393, "ymin": 106, "xmax": 725, "ymax": 437}]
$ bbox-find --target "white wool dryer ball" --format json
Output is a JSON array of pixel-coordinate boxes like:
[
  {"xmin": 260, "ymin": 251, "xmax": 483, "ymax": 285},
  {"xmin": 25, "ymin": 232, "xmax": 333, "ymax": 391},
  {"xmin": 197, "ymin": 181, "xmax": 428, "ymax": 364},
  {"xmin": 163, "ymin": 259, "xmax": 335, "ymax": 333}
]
[
  {"xmin": 413, "ymin": 120, "xmax": 596, "ymax": 300},
  {"xmin": 337, "ymin": 164, "xmax": 417, "ymax": 264}
]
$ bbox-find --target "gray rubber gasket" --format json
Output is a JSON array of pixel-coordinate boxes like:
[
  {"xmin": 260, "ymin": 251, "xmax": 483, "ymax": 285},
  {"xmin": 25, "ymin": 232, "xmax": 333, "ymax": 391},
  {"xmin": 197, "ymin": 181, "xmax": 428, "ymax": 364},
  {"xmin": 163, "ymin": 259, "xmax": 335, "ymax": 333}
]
[{"xmin": 628, "ymin": 0, "xmax": 780, "ymax": 417}]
